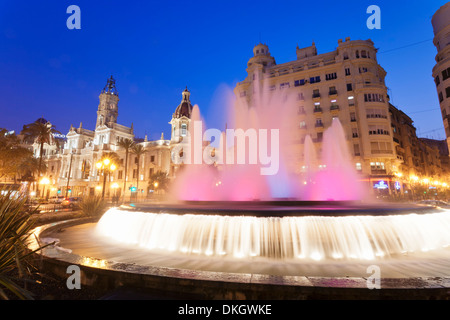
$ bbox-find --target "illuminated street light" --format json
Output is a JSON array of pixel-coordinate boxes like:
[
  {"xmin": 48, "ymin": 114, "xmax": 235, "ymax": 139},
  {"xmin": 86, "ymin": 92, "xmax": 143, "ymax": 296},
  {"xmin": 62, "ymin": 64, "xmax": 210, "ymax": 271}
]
[
  {"xmin": 39, "ymin": 177, "xmax": 50, "ymax": 200},
  {"xmin": 96, "ymin": 158, "xmax": 117, "ymax": 199}
]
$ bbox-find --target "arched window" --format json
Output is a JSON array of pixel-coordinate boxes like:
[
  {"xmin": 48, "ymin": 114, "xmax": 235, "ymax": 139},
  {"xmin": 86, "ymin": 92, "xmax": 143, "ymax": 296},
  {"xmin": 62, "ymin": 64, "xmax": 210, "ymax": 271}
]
[
  {"xmin": 356, "ymin": 50, "xmax": 360, "ymax": 58},
  {"xmin": 181, "ymin": 124, "xmax": 187, "ymax": 136},
  {"xmin": 361, "ymin": 50, "xmax": 367, "ymax": 58}
]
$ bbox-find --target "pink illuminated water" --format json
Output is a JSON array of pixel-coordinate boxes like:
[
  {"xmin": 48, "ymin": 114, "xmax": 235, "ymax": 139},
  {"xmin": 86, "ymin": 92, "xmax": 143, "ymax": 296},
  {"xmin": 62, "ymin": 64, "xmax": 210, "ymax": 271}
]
[{"xmin": 170, "ymin": 84, "xmax": 366, "ymax": 201}]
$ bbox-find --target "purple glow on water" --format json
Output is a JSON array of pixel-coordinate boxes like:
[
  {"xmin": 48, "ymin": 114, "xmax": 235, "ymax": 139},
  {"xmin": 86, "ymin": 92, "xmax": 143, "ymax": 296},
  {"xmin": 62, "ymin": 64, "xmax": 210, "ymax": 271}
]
[{"xmin": 170, "ymin": 84, "xmax": 368, "ymax": 202}]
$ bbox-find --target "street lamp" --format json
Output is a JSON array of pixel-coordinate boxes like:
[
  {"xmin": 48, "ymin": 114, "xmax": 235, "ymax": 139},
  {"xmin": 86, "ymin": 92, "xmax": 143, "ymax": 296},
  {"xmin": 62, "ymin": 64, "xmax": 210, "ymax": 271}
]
[
  {"xmin": 96, "ymin": 158, "xmax": 117, "ymax": 199},
  {"xmin": 111, "ymin": 182, "xmax": 119, "ymax": 204},
  {"xmin": 39, "ymin": 177, "xmax": 50, "ymax": 200}
]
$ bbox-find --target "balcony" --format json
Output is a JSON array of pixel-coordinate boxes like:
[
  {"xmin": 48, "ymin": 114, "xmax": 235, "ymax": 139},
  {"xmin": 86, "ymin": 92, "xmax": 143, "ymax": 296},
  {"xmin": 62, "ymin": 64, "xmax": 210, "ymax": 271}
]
[
  {"xmin": 315, "ymin": 122, "xmax": 324, "ymax": 128},
  {"xmin": 328, "ymin": 89, "xmax": 338, "ymax": 97},
  {"xmin": 371, "ymin": 149, "xmax": 393, "ymax": 154},
  {"xmin": 330, "ymin": 105, "xmax": 340, "ymax": 112},
  {"xmin": 367, "ymin": 114, "xmax": 388, "ymax": 119},
  {"xmin": 312, "ymin": 93, "xmax": 321, "ymax": 100},
  {"xmin": 313, "ymin": 107, "xmax": 323, "ymax": 113}
]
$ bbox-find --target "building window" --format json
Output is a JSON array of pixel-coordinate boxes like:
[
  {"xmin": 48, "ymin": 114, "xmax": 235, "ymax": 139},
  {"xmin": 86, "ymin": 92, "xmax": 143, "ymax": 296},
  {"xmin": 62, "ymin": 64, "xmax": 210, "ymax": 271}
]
[
  {"xmin": 298, "ymin": 106, "xmax": 305, "ymax": 114},
  {"xmin": 299, "ymin": 121, "xmax": 306, "ymax": 129},
  {"xmin": 435, "ymin": 75, "xmax": 440, "ymax": 86},
  {"xmin": 181, "ymin": 124, "xmax": 187, "ymax": 136},
  {"xmin": 133, "ymin": 169, "xmax": 137, "ymax": 179},
  {"xmin": 370, "ymin": 162, "xmax": 386, "ymax": 172},
  {"xmin": 442, "ymin": 67, "xmax": 450, "ymax": 81},
  {"xmin": 329, "ymin": 86, "xmax": 337, "ymax": 95},
  {"xmin": 151, "ymin": 155, "xmax": 155, "ymax": 162},
  {"xmin": 118, "ymin": 170, "xmax": 123, "ymax": 180},
  {"xmin": 354, "ymin": 144, "xmax": 360, "ymax": 156},
  {"xmin": 280, "ymin": 82, "xmax": 290, "ymax": 89},
  {"xmin": 315, "ymin": 118, "xmax": 323, "ymax": 127},
  {"xmin": 352, "ymin": 128, "xmax": 358, "ymax": 138},
  {"xmin": 310, "ymin": 76, "xmax": 321, "ymax": 84},
  {"xmin": 368, "ymin": 125, "xmax": 390, "ymax": 135},
  {"xmin": 366, "ymin": 108, "xmax": 387, "ymax": 119},
  {"xmin": 364, "ymin": 93, "xmax": 385, "ymax": 103},
  {"xmin": 446, "ymin": 87, "xmax": 450, "ymax": 98},
  {"xmin": 348, "ymin": 96, "xmax": 355, "ymax": 106},
  {"xmin": 294, "ymin": 79, "xmax": 305, "ymax": 87},
  {"xmin": 350, "ymin": 112, "xmax": 356, "ymax": 122},
  {"xmin": 313, "ymin": 89, "xmax": 320, "ymax": 98},
  {"xmin": 297, "ymin": 92, "xmax": 305, "ymax": 101},
  {"xmin": 361, "ymin": 50, "xmax": 367, "ymax": 58},
  {"xmin": 439, "ymin": 92, "xmax": 444, "ymax": 103},
  {"xmin": 345, "ymin": 68, "xmax": 351, "ymax": 76},
  {"xmin": 325, "ymin": 72, "xmax": 337, "ymax": 81},
  {"xmin": 356, "ymin": 162, "xmax": 362, "ymax": 170},
  {"xmin": 359, "ymin": 67, "xmax": 368, "ymax": 73},
  {"xmin": 371, "ymin": 142, "xmax": 392, "ymax": 154},
  {"xmin": 347, "ymin": 83, "xmax": 353, "ymax": 91}
]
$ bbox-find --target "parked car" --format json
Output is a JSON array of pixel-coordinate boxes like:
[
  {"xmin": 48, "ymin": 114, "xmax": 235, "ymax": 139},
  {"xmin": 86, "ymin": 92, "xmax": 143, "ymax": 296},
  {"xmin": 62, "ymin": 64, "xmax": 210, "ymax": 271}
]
[
  {"xmin": 61, "ymin": 197, "xmax": 82, "ymax": 208},
  {"xmin": 49, "ymin": 196, "xmax": 64, "ymax": 204}
]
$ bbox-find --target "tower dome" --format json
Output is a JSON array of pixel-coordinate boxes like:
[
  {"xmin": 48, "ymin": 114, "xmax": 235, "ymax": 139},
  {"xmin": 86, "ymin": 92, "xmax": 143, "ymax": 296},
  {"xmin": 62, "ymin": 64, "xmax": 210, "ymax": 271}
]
[
  {"xmin": 253, "ymin": 43, "xmax": 269, "ymax": 56},
  {"xmin": 173, "ymin": 87, "xmax": 193, "ymax": 119}
]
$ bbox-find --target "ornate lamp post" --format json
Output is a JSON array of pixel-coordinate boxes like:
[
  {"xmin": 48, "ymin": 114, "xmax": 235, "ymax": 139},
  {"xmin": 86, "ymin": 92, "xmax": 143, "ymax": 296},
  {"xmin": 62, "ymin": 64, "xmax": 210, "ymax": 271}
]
[
  {"xmin": 96, "ymin": 158, "xmax": 117, "ymax": 199},
  {"xmin": 39, "ymin": 177, "xmax": 50, "ymax": 200}
]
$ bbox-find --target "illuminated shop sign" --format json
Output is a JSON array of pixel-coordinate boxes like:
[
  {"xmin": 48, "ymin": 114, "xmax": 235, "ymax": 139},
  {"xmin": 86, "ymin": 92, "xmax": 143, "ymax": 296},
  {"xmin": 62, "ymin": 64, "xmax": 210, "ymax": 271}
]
[{"xmin": 374, "ymin": 180, "xmax": 389, "ymax": 189}]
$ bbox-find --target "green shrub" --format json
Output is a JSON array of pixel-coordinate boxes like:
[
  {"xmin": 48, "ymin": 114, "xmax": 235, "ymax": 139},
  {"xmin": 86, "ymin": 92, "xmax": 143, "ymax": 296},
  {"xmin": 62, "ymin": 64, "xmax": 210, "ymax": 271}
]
[
  {"xmin": 79, "ymin": 195, "xmax": 108, "ymax": 218},
  {"xmin": 0, "ymin": 190, "xmax": 41, "ymax": 299}
]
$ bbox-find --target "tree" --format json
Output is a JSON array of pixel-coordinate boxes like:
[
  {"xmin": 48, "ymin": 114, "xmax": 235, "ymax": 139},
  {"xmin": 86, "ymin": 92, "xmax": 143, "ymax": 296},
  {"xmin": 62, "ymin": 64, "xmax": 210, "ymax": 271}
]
[
  {"xmin": 17, "ymin": 157, "xmax": 46, "ymax": 194},
  {"xmin": 20, "ymin": 119, "xmax": 61, "ymax": 195},
  {"xmin": 148, "ymin": 170, "xmax": 170, "ymax": 194},
  {"xmin": 131, "ymin": 144, "xmax": 146, "ymax": 195},
  {"xmin": 117, "ymin": 138, "xmax": 134, "ymax": 201},
  {"xmin": 0, "ymin": 129, "xmax": 33, "ymax": 183}
]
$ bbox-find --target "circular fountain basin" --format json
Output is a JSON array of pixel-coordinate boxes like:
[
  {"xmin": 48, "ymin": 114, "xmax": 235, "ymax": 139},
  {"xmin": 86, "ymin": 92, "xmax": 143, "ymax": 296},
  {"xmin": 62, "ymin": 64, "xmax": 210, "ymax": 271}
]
[{"xmin": 29, "ymin": 201, "xmax": 450, "ymax": 299}]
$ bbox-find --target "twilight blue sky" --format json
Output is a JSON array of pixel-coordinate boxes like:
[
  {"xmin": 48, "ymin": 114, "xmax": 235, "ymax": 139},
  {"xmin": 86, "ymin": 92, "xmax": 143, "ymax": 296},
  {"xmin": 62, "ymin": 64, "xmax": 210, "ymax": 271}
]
[{"xmin": 0, "ymin": 0, "xmax": 447, "ymax": 141}]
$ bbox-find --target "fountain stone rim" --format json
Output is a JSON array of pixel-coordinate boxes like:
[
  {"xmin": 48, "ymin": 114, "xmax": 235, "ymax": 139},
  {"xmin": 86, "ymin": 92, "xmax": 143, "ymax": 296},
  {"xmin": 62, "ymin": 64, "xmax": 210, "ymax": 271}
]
[
  {"xmin": 28, "ymin": 218, "xmax": 450, "ymax": 299},
  {"xmin": 121, "ymin": 200, "xmax": 440, "ymax": 217}
]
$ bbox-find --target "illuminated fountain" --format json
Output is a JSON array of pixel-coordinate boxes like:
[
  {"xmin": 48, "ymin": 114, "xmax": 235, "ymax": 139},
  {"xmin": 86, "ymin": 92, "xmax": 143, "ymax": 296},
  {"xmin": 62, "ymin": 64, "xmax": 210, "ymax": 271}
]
[{"xmin": 32, "ymin": 84, "xmax": 450, "ymax": 298}]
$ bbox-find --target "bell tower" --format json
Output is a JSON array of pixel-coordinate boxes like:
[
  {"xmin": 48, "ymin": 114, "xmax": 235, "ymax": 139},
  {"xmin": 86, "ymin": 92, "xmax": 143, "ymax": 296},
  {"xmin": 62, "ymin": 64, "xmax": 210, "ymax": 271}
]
[
  {"xmin": 96, "ymin": 76, "xmax": 119, "ymax": 128},
  {"xmin": 170, "ymin": 87, "xmax": 193, "ymax": 143}
]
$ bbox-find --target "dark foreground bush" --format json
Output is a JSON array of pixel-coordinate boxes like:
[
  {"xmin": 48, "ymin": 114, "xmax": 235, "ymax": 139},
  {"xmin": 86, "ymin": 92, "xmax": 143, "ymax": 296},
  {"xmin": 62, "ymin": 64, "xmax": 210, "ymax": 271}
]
[{"xmin": 79, "ymin": 195, "xmax": 108, "ymax": 218}]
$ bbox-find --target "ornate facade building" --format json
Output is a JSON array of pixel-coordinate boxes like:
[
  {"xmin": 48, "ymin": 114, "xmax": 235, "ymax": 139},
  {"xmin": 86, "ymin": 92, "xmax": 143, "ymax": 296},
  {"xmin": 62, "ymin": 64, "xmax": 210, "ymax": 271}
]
[
  {"xmin": 235, "ymin": 39, "xmax": 401, "ymax": 190},
  {"xmin": 432, "ymin": 3, "xmax": 450, "ymax": 152},
  {"xmin": 36, "ymin": 77, "xmax": 193, "ymax": 199}
]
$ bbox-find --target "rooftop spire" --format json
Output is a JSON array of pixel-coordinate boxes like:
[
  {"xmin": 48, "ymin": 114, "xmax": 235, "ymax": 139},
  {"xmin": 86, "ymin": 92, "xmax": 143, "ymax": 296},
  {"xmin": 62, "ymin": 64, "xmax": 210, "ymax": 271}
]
[{"xmin": 102, "ymin": 75, "xmax": 119, "ymax": 96}]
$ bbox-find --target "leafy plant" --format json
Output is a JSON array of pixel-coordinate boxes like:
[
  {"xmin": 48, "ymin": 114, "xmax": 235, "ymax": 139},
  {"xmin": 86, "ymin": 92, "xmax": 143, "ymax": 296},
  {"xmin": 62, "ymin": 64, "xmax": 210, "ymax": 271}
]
[
  {"xmin": 79, "ymin": 195, "xmax": 108, "ymax": 218},
  {"xmin": 0, "ymin": 189, "xmax": 42, "ymax": 299}
]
